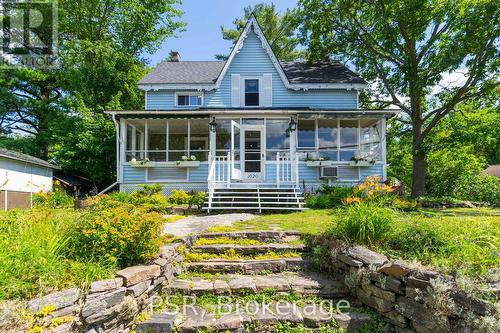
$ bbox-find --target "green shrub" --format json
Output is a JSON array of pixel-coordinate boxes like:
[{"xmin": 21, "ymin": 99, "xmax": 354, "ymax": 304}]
[
  {"xmin": 69, "ymin": 206, "xmax": 166, "ymax": 267},
  {"xmin": 33, "ymin": 188, "xmax": 74, "ymax": 208},
  {"xmin": 167, "ymin": 189, "xmax": 191, "ymax": 205},
  {"xmin": 305, "ymin": 186, "xmax": 355, "ymax": 209},
  {"xmin": 134, "ymin": 184, "xmax": 164, "ymax": 196},
  {"xmin": 455, "ymin": 174, "xmax": 500, "ymax": 204},
  {"xmin": 188, "ymin": 191, "xmax": 206, "ymax": 208},
  {"xmin": 330, "ymin": 203, "xmax": 394, "ymax": 244}
]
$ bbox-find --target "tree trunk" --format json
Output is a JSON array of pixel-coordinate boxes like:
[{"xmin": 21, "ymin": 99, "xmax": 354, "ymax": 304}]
[
  {"xmin": 411, "ymin": 120, "xmax": 426, "ymax": 198},
  {"xmin": 411, "ymin": 150, "xmax": 426, "ymax": 198}
]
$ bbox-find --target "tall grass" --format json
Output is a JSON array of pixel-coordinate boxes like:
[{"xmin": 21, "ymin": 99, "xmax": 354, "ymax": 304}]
[{"xmin": 0, "ymin": 209, "xmax": 115, "ymax": 300}]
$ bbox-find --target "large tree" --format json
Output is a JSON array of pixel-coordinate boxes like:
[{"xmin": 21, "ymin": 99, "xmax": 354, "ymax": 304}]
[
  {"xmin": 216, "ymin": 3, "xmax": 303, "ymax": 61},
  {"xmin": 0, "ymin": 0, "xmax": 184, "ymax": 186},
  {"xmin": 299, "ymin": 0, "xmax": 499, "ymax": 197}
]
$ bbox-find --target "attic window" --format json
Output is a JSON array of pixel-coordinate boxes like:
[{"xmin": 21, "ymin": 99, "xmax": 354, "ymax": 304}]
[
  {"xmin": 176, "ymin": 92, "xmax": 203, "ymax": 106},
  {"xmin": 244, "ymin": 79, "xmax": 259, "ymax": 106}
]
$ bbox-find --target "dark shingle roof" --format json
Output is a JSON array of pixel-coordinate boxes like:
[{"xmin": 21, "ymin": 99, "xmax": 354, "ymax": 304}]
[
  {"xmin": 139, "ymin": 61, "xmax": 225, "ymax": 85},
  {"xmin": 280, "ymin": 60, "xmax": 367, "ymax": 84},
  {"xmin": 0, "ymin": 149, "xmax": 60, "ymax": 169},
  {"xmin": 139, "ymin": 60, "xmax": 366, "ymax": 85}
]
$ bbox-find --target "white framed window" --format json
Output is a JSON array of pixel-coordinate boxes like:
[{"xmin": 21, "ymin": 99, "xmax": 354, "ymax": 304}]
[
  {"xmin": 175, "ymin": 92, "xmax": 203, "ymax": 107},
  {"xmin": 241, "ymin": 77, "xmax": 261, "ymax": 107}
]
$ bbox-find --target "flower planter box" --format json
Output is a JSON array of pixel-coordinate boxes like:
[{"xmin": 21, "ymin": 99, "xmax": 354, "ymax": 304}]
[
  {"xmin": 173, "ymin": 161, "xmax": 200, "ymax": 167},
  {"xmin": 305, "ymin": 161, "xmax": 335, "ymax": 167},
  {"xmin": 130, "ymin": 162, "xmax": 154, "ymax": 168},
  {"xmin": 130, "ymin": 161, "xmax": 200, "ymax": 168},
  {"xmin": 349, "ymin": 161, "xmax": 375, "ymax": 167}
]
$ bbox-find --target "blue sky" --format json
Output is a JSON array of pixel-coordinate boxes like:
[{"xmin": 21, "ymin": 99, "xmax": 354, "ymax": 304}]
[{"xmin": 144, "ymin": 0, "xmax": 298, "ymax": 65}]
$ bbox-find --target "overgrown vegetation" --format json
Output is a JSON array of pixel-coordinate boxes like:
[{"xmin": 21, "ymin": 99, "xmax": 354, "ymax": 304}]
[{"xmin": 0, "ymin": 184, "xmax": 196, "ymax": 300}]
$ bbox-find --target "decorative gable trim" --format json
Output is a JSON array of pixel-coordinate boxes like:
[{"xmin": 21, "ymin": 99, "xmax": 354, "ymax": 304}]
[{"xmin": 215, "ymin": 15, "xmax": 294, "ymax": 90}]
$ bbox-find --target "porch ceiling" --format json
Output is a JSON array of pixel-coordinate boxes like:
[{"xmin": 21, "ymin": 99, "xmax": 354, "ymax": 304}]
[{"xmin": 106, "ymin": 108, "xmax": 400, "ymax": 120}]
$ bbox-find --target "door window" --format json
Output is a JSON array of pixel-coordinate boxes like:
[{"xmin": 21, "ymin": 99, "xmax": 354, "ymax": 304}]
[{"xmin": 244, "ymin": 130, "xmax": 262, "ymax": 173}]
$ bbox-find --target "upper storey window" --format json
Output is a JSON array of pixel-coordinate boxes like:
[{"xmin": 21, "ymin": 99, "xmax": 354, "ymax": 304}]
[
  {"xmin": 176, "ymin": 92, "xmax": 203, "ymax": 106},
  {"xmin": 244, "ymin": 79, "xmax": 259, "ymax": 106}
]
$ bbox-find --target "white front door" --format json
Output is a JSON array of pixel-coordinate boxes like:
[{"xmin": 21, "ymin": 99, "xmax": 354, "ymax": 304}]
[{"xmin": 242, "ymin": 127, "xmax": 265, "ymax": 182}]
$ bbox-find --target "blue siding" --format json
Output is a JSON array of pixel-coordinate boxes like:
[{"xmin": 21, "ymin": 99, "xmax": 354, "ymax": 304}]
[
  {"xmin": 360, "ymin": 164, "xmax": 383, "ymax": 179},
  {"xmin": 299, "ymin": 163, "xmax": 319, "ymax": 182},
  {"xmin": 145, "ymin": 32, "xmax": 358, "ymax": 110},
  {"xmin": 189, "ymin": 164, "xmax": 209, "ymax": 182},
  {"xmin": 146, "ymin": 90, "xmax": 175, "ymax": 109},
  {"xmin": 122, "ymin": 165, "xmax": 146, "ymax": 183}
]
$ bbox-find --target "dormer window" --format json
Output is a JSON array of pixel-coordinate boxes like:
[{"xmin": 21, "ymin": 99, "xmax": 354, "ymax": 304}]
[
  {"xmin": 244, "ymin": 79, "xmax": 259, "ymax": 106},
  {"xmin": 176, "ymin": 92, "xmax": 203, "ymax": 107}
]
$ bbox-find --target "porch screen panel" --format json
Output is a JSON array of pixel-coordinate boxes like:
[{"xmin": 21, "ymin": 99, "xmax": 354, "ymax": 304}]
[
  {"xmin": 215, "ymin": 119, "xmax": 232, "ymax": 156},
  {"xmin": 125, "ymin": 120, "xmax": 145, "ymax": 161},
  {"xmin": 360, "ymin": 119, "xmax": 381, "ymax": 161},
  {"xmin": 297, "ymin": 119, "xmax": 315, "ymax": 148},
  {"xmin": 318, "ymin": 119, "xmax": 338, "ymax": 161},
  {"xmin": 190, "ymin": 119, "xmax": 209, "ymax": 161},
  {"xmin": 339, "ymin": 120, "xmax": 359, "ymax": 161},
  {"xmin": 168, "ymin": 119, "xmax": 188, "ymax": 161},
  {"xmin": 147, "ymin": 120, "xmax": 167, "ymax": 161},
  {"xmin": 266, "ymin": 119, "xmax": 290, "ymax": 160}
]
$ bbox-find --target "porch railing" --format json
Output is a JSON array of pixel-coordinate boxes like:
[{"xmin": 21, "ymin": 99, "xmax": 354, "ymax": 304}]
[
  {"xmin": 208, "ymin": 153, "xmax": 231, "ymax": 188},
  {"xmin": 276, "ymin": 152, "xmax": 299, "ymax": 188}
]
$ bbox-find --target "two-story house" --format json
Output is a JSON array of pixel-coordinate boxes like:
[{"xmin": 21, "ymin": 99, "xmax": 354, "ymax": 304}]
[{"xmin": 106, "ymin": 15, "xmax": 397, "ymax": 211}]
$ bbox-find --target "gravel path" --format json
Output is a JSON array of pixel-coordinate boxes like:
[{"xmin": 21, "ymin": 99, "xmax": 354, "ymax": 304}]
[{"xmin": 163, "ymin": 213, "xmax": 256, "ymax": 236}]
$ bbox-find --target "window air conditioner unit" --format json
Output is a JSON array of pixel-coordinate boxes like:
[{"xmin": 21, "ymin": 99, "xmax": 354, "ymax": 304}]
[{"xmin": 320, "ymin": 166, "xmax": 338, "ymax": 179}]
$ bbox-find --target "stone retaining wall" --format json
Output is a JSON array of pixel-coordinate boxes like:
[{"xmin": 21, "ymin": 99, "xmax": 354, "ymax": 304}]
[
  {"xmin": 323, "ymin": 240, "xmax": 499, "ymax": 333},
  {"xmin": 7, "ymin": 231, "xmax": 499, "ymax": 333},
  {"xmin": 21, "ymin": 243, "xmax": 183, "ymax": 333}
]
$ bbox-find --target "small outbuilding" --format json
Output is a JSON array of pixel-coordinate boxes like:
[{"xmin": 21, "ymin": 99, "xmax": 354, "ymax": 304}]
[{"xmin": 0, "ymin": 149, "xmax": 60, "ymax": 210}]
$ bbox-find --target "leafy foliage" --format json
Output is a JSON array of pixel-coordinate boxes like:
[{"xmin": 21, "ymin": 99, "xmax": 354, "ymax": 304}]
[
  {"xmin": 33, "ymin": 185, "xmax": 74, "ymax": 209},
  {"xmin": 0, "ymin": 0, "xmax": 185, "ymax": 186},
  {"xmin": 216, "ymin": 3, "xmax": 303, "ymax": 61},
  {"xmin": 299, "ymin": 0, "xmax": 499, "ymax": 196},
  {"xmin": 0, "ymin": 209, "xmax": 115, "ymax": 300},
  {"xmin": 69, "ymin": 206, "xmax": 166, "ymax": 267},
  {"xmin": 329, "ymin": 203, "xmax": 394, "ymax": 245}
]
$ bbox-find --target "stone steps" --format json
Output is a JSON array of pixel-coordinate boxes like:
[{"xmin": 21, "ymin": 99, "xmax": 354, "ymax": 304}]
[
  {"xmin": 185, "ymin": 257, "xmax": 313, "ymax": 274},
  {"xmin": 167, "ymin": 272, "xmax": 349, "ymax": 298},
  {"xmin": 191, "ymin": 243, "xmax": 308, "ymax": 255},
  {"xmin": 136, "ymin": 304, "xmax": 374, "ymax": 333},
  {"xmin": 198, "ymin": 230, "xmax": 302, "ymax": 242}
]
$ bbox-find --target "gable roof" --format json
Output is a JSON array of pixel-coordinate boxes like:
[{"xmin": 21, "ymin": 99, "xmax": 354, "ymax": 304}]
[
  {"xmin": 0, "ymin": 149, "xmax": 60, "ymax": 170},
  {"xmin": 281, "ymin": 60, "xmax": 367, "ymax": 85},
  {"xmin": 139, "ymin": 61, "xmax": 225, "ymax": 85},
  {"xmin": 139, "ymin": 15, "xmax": 367, "ymax": 90}
]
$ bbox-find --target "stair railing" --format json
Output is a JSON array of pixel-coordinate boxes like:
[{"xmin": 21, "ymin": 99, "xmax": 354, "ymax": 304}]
[{"xmin": 276, "ymin": 152, "xmax": 293, "ymax": 188}]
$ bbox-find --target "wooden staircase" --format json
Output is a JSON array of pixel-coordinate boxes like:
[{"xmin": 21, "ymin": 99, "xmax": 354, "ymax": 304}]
[{"xmin": 204, "ymin": 187, "xmax": 306, "ymax": 212}]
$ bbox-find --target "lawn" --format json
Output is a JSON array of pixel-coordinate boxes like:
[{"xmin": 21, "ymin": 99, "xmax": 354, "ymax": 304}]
[{"xmin": 209, "ymin": 207, "xmax": 500, "ymax": 278}]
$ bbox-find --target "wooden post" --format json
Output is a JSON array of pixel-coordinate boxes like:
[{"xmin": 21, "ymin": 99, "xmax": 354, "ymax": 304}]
[
  {"xmin": 276, "ymin": 152, "xmax": 280, "ymax": 188},
  {"xmin": 227, "ymin": 151, "xmax": 231, "ymax": 188}
]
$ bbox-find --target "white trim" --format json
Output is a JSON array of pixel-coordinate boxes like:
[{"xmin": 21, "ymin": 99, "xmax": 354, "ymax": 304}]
[
  {"xmin": 292, "ymin": 83, "xmax": 367, "ymax": 90},
  {"xmin": 106, "ymin": 110, "xmax": 400, "ymax": 116},
  {"xmin": 139, "ymin": 84, "xmax": 215, "ymax": 91},
  {"xmin": 214, "ymin": 15, "xmax": 293, "ymax": 90},
  {"xmin": 174, "ymin": 91, "xmax": 204, "ymax": 107}
]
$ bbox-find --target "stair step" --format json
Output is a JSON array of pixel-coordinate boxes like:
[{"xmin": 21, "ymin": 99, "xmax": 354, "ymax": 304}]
[
  {"xmin": 213, "ymin": 191, "xmax": 302, "ymax": 195},
  {"xmin": 203, "ymin": 206, "xmax": 307, "ymax": 211},
  {"xmin": 185, "ymin": 258, "xmax": 313, "ymax": 274},
  {"xmin": 136, "ymin": 306, "xmax": 374, "ymax": 333},
  {"xmin": 192, "ymin": 243, "xmax": 308, "ymax": 255},
  {"xmin": 211, "ymin": 195, "xmax": 304, "ymax": 199},
  {"xmin": 168, "ymin": 272, "xmax": 348, "ymax": 298},
  {"xmin": 208, "ymin": 201, "xmax": 304, "ymax": 205},
  {"xmin": 198, "ymin": 230, "xmax": 302, "ymax": 241}
]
